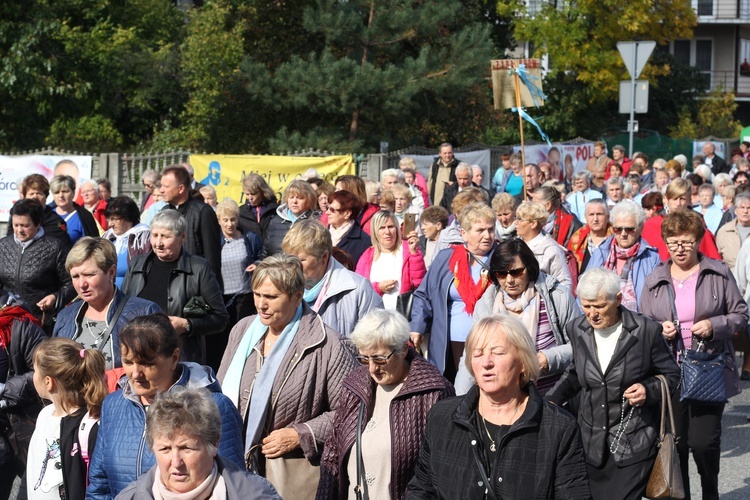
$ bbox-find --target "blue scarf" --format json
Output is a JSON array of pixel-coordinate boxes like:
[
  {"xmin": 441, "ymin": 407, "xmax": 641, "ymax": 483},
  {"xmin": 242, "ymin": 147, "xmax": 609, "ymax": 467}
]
[
  {"xmin": 303, "ymin": 277, "xmax": 326, "ymax": 306},
  {"xmin": 221, "ymin": 304, "xmax": 303, "ymax": 452}
]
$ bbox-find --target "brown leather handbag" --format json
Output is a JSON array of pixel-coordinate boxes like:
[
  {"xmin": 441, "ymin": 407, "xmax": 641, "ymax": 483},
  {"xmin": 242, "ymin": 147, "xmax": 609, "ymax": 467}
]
[{"xmin": 645, "ymin": 374, "xmax": 685, "ymax": 499}]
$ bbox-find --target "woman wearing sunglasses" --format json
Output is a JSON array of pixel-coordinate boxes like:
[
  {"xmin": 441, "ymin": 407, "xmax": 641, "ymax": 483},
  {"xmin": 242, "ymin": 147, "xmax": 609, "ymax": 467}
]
[
  {"xmin": 317, "ymin": 309, "xmax": 453, "ymax": 500},
  {"xmin": 587, "ymin": 201, "xmax": 660, "ymax": 312},
  {"xmin": 454, "ymin": 238, "xmax": 579, "ymax": 395}
]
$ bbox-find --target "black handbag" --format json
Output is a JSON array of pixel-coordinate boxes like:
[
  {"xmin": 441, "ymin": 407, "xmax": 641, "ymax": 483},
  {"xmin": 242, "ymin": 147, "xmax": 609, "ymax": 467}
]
[
  {"xmin": 396, "ymin": 291, "xmax": 414, "ymax": 321},
  {"xmin": 666, "ymin": 285, "xmax": 727, "ymax": 405},
  {"xmin": 183, "ymin": 296, "xmax": 211, "ymax": 318}
]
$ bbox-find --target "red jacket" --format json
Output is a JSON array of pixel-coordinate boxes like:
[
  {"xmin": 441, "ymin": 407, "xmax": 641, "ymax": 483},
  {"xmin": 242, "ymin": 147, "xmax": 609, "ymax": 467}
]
[
  {"xmin": 641, "ymin": 214, "xmax": 721, "ymax": 261},
  {"xmin": 355, "ymin": 241, "xmax": 426, "ymax": 295}
]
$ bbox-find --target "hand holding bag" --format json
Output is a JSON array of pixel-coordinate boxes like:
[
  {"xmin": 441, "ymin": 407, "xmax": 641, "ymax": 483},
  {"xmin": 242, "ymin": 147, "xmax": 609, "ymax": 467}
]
[
  {"xmin": 646, "ymin": 374, "xmax": 685, "ymax": 499},
  {"xmin": 183, "ymin": 296, "xmax": 210, "ymax": 318},
  {"xmin": 396, "ymin": 291, "xmax": 414, "ymax": 321},
  {"xmin": 680, "ymin": 339, "xmax": 727, "ymax": 405}
]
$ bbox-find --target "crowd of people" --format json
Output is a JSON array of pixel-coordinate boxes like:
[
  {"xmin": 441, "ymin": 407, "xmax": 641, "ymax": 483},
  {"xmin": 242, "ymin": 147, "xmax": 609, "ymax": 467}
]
[{"xmin": 0, "ymin": 140, "xmax": 749, "ymax": 499}]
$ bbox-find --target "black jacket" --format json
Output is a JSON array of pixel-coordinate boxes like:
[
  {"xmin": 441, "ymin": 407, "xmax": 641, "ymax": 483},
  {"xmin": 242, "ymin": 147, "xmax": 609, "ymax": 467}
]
[
  {"xmin": 439, "ymin": 182, "xmax": 491, "ymax": 212},
  {"xmin": 59, "ymin": 408, "xmax": 99, "ymax": 500},
  {"xmin": 546, "ymin": 307, "xmax": 680, "ymax": 469},
  {"xmin": 333, "ymin": 222, "xmax": 371, "ymax": 264},
  {"xmin": 0, "ymin": 234, "xmax": 75, "ymax": 325},
  {"xmin": 167, "ymin": 198, "xmax": 223, "ymax": 288},
  {"xmin": 238, "ymin": 199, "xmax": 278, "ymax": 240},
  {"xmin": 708, "ymin": 154, "xmax": 729, "ymax": 176},
  {"xmin": 428, "ymin": 157, "xmax": 459, "ymax": 202},
  {"xmin": 6, "ymin": 206, "xmax": 72, "ymax": 250},
  {"xmin": 261, "ymin": 207, "xmax": 319, "ymax": 259},
  {"xmin": 407, "ymin": 384, "xmax": 591, "ymax": 500},
  {"xmin": 122, "ymin": 251, "xmax": 229, "ymax": 364}
]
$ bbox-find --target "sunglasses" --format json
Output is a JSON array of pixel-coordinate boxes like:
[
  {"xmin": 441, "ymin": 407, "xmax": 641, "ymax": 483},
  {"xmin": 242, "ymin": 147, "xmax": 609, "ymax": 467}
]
[
  {"xmin": 612, "ymin": 226, "xmax": 637, "ymax": 234},
  {"xmin": 355, "ymin": 350, "xmax": 397, "ymax": 366},
  {"xmin": 494, "ymin": 267, "xmax": 526, "ymax": 280}
]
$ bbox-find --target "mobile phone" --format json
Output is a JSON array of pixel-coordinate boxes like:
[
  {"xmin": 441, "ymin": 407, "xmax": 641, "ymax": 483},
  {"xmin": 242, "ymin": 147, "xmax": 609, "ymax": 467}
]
[{"xmin": 403, "ymin": 213, "xmax": 416, "ymax": 237}]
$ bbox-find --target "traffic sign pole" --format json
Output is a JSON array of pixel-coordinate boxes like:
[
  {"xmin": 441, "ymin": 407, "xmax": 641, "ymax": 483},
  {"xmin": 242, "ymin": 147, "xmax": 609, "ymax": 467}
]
[{"xmin": 629, "ymin": 49, "xmax": 637, "ymax": 159}]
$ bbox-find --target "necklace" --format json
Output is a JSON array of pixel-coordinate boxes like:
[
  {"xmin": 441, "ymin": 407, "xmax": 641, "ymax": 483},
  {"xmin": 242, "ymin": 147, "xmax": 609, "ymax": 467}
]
[
  {"xmin": 480, "ymin": 398, "xmax": 523, "ymax": 452},
  {"xmin": 671, "ymin": 265, "xmax": 699, "ymax": 288}
]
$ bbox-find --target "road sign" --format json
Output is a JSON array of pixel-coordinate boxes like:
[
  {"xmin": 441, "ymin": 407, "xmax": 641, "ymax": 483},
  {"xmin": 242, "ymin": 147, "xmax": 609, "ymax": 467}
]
[
  {"xmin": 617, "ymin": 41, "xmax": 656, "ymax": 79},
  {"xmin": 619, "ymin": 80, "xmax": 649, "ymax": 114}
]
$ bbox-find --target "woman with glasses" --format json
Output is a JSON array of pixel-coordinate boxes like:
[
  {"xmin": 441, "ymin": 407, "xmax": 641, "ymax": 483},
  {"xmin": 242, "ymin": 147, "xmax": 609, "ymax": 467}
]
[
  {"xmin": 326, "ymin": 190, "xmax": 372, "ymax": 263},
  {"xmin": 641, "ymin": 210, "xmax": 748, "ymax": 500},
  {"xmin": 217, "ymin": 254, "xmax": 356, "ymax": 499},
  {"xmin": 453, "ymin": 238, "xmax": 578, "ymax": 395},
  {"xmin": 101, "ymin": 196, "xmax": 151, "ymax": 288},
  {"xmin": 317, "ymin": 309, "xmax": 453, "ymax": 500},
  {"xmin": 587, "ymin": 201, "xmax": 660, "ymax": 312}
]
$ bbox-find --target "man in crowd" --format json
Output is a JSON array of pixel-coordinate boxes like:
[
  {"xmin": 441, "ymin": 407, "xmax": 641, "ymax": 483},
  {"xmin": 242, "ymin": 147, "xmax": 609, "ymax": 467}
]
[
  {"xmin": 586, "ymin": 141, "xmax": 610, "ymax": 190},
  {"xmin": 429, "ymin": 142, "xmax": 460, "ymax": 207},
  {"xmin": 566, "ymin": 171, "xmax": 603, "ymax": 223},
  {"xmin": 703, "ymin": 141, "xmax": 729, "ymax": 175}
]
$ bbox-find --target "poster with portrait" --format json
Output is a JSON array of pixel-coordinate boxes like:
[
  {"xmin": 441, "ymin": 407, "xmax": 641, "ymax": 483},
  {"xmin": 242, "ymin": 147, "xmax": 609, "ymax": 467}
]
[
  {"xmin": 512, "ymin": 143, "xmax": 595, "ymax": 182},
  {"xmin": 0, "ymin": 155, "xmax": 93, "ymax": 219}
]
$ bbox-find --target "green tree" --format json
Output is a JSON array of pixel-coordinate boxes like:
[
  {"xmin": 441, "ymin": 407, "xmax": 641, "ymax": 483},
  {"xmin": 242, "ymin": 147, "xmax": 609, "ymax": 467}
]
[{"xmin": 670, "ymin": 88, "xmax": 742, "ymax": 139}]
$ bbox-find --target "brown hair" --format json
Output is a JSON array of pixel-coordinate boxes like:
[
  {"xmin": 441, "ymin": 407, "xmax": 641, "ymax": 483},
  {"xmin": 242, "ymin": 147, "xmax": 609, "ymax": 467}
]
[
  {"xmin": 450, "ymin": 187, "xmax": 488, "ymax": 216},
  {"xmin": 335, "ymin": 175, "xmax": 368, "ymax": 204},
  {"xmin": 21, "ymin": 174, "xmax": 50, "ymax": 197},
  {"xmin": 661, "ymin": 210, "xmax": 705, "ymax": 243},
  {"xmin": 33, "ymin": 338, "xmax": 107, "ymax": 418},
  {"xmin": 161, "ymin": 165, "xmax": 191, "ymax": 188},
  {"xmin": 665, "ymin": 159, "xmax": 684, "ymax": 177}
]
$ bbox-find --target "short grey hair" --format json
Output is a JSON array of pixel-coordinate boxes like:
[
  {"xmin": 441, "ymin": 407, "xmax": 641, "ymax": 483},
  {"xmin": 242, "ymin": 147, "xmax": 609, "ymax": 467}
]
[
  {"xmin": 455, "ymin": 162, "xmax": 472, "ymax": 175},
  {"xmin": 713, "ymin": 173, "xmax": 732, "ymax": 188},
  {"xmin": 585, "ymin": 198, "xmax": 609, "ymax": 215},
  {"xmin": 653, "ymin": 158, "xmax": 667, "ymax": 169},
  {"xmin": 146, "ymin": 387, "xmax": 220, "ymax": 457},
  {"xmin": 610, "ymin": 200, "xmax": 646, "ymax": 227},
  {"xmin": 734, "ymin": 191, "xmax": 750, "ymax": 206},
  {"xmin": 736, "ymin": 158, "xmax": 750, "ymax": 170},
  {"xmin": 577, "ymin": 268, "xmax": 622, "ymax": 301},
  {"xmin": 534, "ymin": 185, "xmax": 560, "ymax": 208},
  {"xmin": 350, "ymin": 309, "xmax": 410, "ymax": 353},
  {"xmin": 698, "ymin": 183, "xmax": 716, "ymax": 196},
  {"xmin": 381, "ymin": 168, "xmax": 405, "ymax": 182},
  {"xmin": 150, "ymin": 209, "xmax": 187, "ymax": 238},
  {"xmin": 605, "ymin": 177, "xmax": 624, "ymax": 189},
  {"xmin": 572, "ymin": 171, "xmax": 591, "ymax": 183},
  {"xmin": 251, "ymin": 254, "xmax": 305, "ymax": 298},
  {"xmin": 80, "ymin": 179, "xmax": 98, "ymax": 190},
  {"xmin": 673, "ymin": 154, "xmax": 688, "ymax": 167},
  {"xmin": 142, "ymin": 169, "xmax": 159, "ymax": 182},
  {"xmin": 613, "ymin": 145, "xmax": 626, "ymax": 155},
  {"xmin": 465, "ymin": 315, "xmax": 540, "ymax": 385},
  {"xmin": 694, "ymin": 164, "xmax": 713, "ymax": 182},
  {"xmin": 50, "ymin": 175, "xmax": 76, "ymax": 193}
]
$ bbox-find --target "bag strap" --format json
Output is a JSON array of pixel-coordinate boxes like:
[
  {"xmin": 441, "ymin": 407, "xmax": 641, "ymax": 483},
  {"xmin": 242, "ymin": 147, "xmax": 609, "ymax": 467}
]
[
  {"xmin": 354, "ymin": 400, "xmax": 365, "ymax": 500},
  {"xmin": 96, "ymin": 295, "xmax": 130, "ymax": 353},
  {"xmin": 655, "ymin": 374, "xmax": 677, "ymax": 437}
]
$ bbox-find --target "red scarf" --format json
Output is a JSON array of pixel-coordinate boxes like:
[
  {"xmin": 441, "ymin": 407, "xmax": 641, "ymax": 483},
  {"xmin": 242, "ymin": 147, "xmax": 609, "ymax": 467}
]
[
  {"xmin": 448, "ymin": 245, "xmax": 490, "ymax": 315},
  {"xmin": 553, "ymin": 208, "xmax": 573, "ymax": 246},
  {"xmin": 0, "ymin": 306, "xmax": 41, "ymax": 349}
]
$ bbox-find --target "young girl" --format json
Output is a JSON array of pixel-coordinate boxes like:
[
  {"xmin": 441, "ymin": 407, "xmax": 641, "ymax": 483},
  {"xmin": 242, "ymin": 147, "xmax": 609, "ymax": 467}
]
[{"xmin": 27, "ymin": 338, "xmax": 107, "ymax": 500}]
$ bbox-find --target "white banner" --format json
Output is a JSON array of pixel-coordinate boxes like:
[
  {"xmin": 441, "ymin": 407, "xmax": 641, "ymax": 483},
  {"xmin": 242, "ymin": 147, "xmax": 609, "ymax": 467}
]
[
  {"xmin": 513, "ymin": 143, "xmax": 596, "ymax": 180},
  {"xmin": 400, "ymin": 150, "xmax": 493, "ymax": 189},
  {"xmin": 693, "ymin": 141, "xmax": 726, "ymax": 161},
  {"xmin": 0, "ymin": 155, "xmax": 93, "ymax": 219}
]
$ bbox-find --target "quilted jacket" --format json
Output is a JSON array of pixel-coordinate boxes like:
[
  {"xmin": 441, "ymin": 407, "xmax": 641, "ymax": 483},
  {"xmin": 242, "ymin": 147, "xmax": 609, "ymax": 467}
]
[
  {"xmin": 0, "ymin": 233, "xmax": 75, "ymax": 324},
  {"xmin": 122, "ymin": 251, "xmax": 229, "ymax": 364},
  {"xmin": 216, "ymin": 304, "xmax": 357, "ymax": 462},
  {"xmin": 86, "ymin": 362, "xmax": 245, "ymax": 500},
  {"xmin": 261, "ymin": 205, "xmax": 320, "ymax": 259},
  {"xmin": 53, "ymin": 289, "xmax": 162, "ymax": 368},
  {"xmin": 406, "ymin": 384, "xmax": 592, "ymax": 499},
  {"xmin": 317, "ymin": 350, "xmax": 454, "ymax": 500}
]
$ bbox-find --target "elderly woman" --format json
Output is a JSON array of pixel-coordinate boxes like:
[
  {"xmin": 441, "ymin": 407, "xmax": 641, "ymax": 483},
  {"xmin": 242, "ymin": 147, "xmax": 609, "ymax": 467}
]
[
  {"xmin": 587, "ymin": 201, "xmax": 660, "ymax": 312},
  {"xmin": 80, "ymin": 179, "xmax": 108, "ymax": 231},
  {"xmin": 262, "ymin": 180, "xmax": 320, "ymax": 258},
  {"xmin": 696, "ymin": 183, "xmax": 723, "ymax": 234},
  {"xmin": 237, "ymin": 174, "xmax": 278, "ymax": 239},
  {"xmin": 641, "ymin": 178, "xmax": 721, "ymax": 260},
  {"xmin": 6, "ymin": 174, "xmax": 71, "ymax": 248},
  {"xmin": 101, "ymin": 196, "xmax": 152, "ymax": 288},
  {"xmin": 50, "ymin": 175, "xmax": 99, "ymax": 243},
  {"xmin": 217, "ymin": 254, "xmax": 356, "ymax": 499},
  {"xmin": 122, "ymin": 209, "xmax": 229, "ymax": 364},
  {"xmin": 86, "ymin": 314, "xmax": 244, "ymax": 499},
  {"xmin": 0, "ymin": 199, "xmax": 75, "ymax": 332},
  {"xmin": 53, "ymin": 238, "xmax": 161, "ymax": 370},
  {"xmin": 515, "ymin": 201, "xmax": 573, "ymax": 289},
  {"xmin": 115, "ymin": 387, "xmax": 280, "ymax": 499},
  {"xmin": 533, "ymin": 185, "xmax": 582, "ymax": 248},
  {"xmin": 140, "ymin": 169, "xmax": 159, "ymax": 212},
  {"xmin": 282, "ymin": 220, "xmax": 381, "ymax": 337},
  {"xmin": 641, "ymin": 210, "xmax": 748, "ymax": 500},
  {"xmin": 317, "ymin": 309, "xmax": 454, "ymax": 500},
  {"xmin": 326, "ymin": 190, "xmax": 372, "ymax": 263},
  {"xmin": 410, "ymin": 204, "xmax": 495, "ymax": 381},
  {"xmin": 335, "ymin": 175, "xmax": 380, "ymax": 235},
  {"xmin": 547, "ymin": 268, "xmax": 680, "ymax": 500},
  {"xmin": 453, "ymin": 238, "xmax": 578, "ymax": 395},
  {"xmin": 355, "ymin": 210, "xmax": 426, "ymax": 311},
  {"xmin": 408, "ymin": 315, "xmax": 591, "ymax": 499},
  {"xmin": 491, "ymin": 192, "xmax": 517, "ymax": 241},
  {"xmin": 392, "ymin": 183, "xmax": 422, "ymax": 227}
]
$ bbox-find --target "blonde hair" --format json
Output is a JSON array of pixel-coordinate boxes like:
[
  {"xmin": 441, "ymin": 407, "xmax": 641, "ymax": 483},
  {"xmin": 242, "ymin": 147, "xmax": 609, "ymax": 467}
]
[
  {"xmin": 215, "ymin": 198, "xmax": 239, "ymax": 219},
  {"xmin": 399, "ymin": 157, "xmax": 417, "ymax": 170},
  {"xmin": 458, "ymin": 203, "xmax": 495, "ymax": 230},
  {"xmin": 282, "ymin": 219, "xmax": 332, "ymax": 259},
  {"xmin": 664, "ymin": 178, "xmax": 691, "ymax": 200},
  {"xmin": 370, "ymin": 210, "xmax": 401, "ymax": 257},
  {"xmin": 491, "ymin": 192, "xmax": 518, "ymax": 213},
  {"xmin": 450, "ymin": 187, "xmax": 488, "ymax": 216},
  {"xmin": 390, "ymin": 183, "xmax": 413, "ymax": 202},
  {"xmin": 464, "ymin": 315, "xmax": 540, "ymax": 385},
  {"xmin": 33, "ymin": 338, "xmax": 107, "ymax": 418},
  {"xmin": 251, "ymin": 254, "xmax": 305, "ymax": 297},
  {"xmin": 282, "ymin": 180, "xmax": 318, "ymax": 211},
  {"xmin": 65, "ymin": 237, "xmax": 117, "ymax": 273},
  {"xmin": 515, "ymin": 201, "xmax": 549, "ymax": 224}
]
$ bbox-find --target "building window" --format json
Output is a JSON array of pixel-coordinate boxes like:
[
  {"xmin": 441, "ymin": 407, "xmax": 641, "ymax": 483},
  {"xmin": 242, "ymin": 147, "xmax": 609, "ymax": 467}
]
[
  {"xmin": 697, "ymin": 0, "xmax": 713, "ymax": 16},
  {"xmin": 674, "ymin": 40, "xmax": 691, "ymax": 66}
]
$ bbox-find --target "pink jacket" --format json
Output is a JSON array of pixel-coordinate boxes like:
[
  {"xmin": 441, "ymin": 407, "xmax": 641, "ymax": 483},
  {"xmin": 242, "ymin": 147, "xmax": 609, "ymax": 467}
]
[
  {"xmin": 414, "ymin": 172, "xmax": 430, "ymax": 207},
  {"xmin": 355, "ymin": 241, "xmax": 426, "ymax": 295}
]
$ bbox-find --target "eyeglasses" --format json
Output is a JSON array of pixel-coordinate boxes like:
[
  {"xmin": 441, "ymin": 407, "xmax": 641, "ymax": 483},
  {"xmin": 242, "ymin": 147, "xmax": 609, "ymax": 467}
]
[
  {"xmin": 326, "ymin": 206, "xmax": 342, "ymax": 213},
  {"xmin": 666, "ymin": 240, "xmax": 696, "ymax": 250},
  {"xmin": 612, "ymin": 226, "xmax": 638, "ymax": 234},
  {"xmin": 142, "ymin": 181, "xmax": 154, "ymax": 189},
  {"xmin": 355, "ymin": 350, "xmax": 397, "ymax": 366},
  {"xmin": 494, "ymin": 267, "xmax": 526, "ymax": 280},
  {"xmin": 107, "ymin": 216, "xmax": 123, "ymax": 222}
]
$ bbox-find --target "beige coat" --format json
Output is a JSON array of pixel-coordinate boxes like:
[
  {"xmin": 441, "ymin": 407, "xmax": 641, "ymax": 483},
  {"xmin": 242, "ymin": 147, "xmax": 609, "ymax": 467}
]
[
  {"xmin": 716, "ymin": 218, "xmax": 746, "ymax": 271},
  {"xmin": 217, "ymin": 305, "xmax": 357, "ymax": 461}
]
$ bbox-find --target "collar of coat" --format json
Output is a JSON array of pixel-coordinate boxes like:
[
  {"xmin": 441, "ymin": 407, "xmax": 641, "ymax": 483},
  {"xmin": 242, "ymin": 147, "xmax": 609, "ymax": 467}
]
[
  {"xmin": 132, "ymin": 250, "xmax": 194, "ymax": 274},
  {"xmin": 452, "ymin": 383, "xmax": 543, "ymax": 436},
  {"xmin": 645, "ymin": 253, "xmax": 728, "ymax": 291}
]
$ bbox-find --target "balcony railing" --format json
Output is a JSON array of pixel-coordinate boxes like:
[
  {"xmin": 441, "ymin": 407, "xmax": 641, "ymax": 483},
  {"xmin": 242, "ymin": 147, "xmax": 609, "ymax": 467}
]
[{"xmin": 703, "ymin": 70, "xmax": 750, "ymax": 96}]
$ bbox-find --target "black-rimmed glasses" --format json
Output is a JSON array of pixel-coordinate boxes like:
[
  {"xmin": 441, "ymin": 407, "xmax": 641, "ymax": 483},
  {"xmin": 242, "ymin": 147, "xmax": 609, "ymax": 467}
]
[{"xmin": 355, "ymin": 350, "xmax": 397, "ymax": 365}]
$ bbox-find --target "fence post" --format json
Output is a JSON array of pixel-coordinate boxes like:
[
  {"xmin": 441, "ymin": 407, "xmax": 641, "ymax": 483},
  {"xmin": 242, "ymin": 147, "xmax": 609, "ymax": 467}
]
[{"xmin": 109, "ymin": 153, "xmax": 120, "ymax": 196}]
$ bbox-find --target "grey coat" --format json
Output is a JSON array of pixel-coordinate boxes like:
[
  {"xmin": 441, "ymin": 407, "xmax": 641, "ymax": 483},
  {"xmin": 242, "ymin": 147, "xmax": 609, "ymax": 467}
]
[
  {"xmin": 216, "ymin": 304, "xmax": 357, "ymax": 461},
  {"xmin": 114, "ymin": 456, "xmax": 280, "ymax": 499},
  {"xmin": 640, "ymin": 254, "xmax": 749, "ymax": 398}
]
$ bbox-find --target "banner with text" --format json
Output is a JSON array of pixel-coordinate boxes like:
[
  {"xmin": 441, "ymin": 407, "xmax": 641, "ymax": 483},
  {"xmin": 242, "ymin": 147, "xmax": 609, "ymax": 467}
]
[
  {"xmin": 513, "ymin": 143, "xmax": 595, "ymax": 181},
  {"xmin": 0, "ymin": 155, "xmax": 93, "ymax": 219},
  {"xmin": 190, "ymin": 154, "xmax": 355, "ymax": 204}
]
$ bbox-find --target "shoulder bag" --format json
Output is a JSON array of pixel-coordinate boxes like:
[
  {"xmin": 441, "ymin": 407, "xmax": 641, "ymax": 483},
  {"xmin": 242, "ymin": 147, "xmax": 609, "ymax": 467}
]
[{"xmin": 645, "ymin": 374, "xmax": 685, "ymax": 499}]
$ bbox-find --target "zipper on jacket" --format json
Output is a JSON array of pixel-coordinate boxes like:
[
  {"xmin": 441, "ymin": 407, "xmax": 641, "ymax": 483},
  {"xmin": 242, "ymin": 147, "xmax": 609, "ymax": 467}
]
[{"xmin": 136, "ymin": 404, "xmax": 148, "ymax": 473}]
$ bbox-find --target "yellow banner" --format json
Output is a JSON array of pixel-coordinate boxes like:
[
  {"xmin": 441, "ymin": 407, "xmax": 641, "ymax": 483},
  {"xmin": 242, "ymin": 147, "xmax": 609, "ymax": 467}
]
[{"xmin": 190, "ymin": 154, "xmax": 355, "ymax": 204}]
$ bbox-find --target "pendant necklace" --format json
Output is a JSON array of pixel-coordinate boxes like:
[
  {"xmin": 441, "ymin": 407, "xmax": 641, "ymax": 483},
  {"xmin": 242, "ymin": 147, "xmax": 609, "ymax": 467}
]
[{"xmin": 481, "ymin": 399, "xmax": 522, "ymax": 452}]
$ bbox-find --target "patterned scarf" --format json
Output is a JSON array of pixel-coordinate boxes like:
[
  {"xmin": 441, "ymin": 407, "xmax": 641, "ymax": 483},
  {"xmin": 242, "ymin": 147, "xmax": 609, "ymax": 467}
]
[
  {"xmin": 605, "ymin": 241, "xmax": 640, "ymax": 278},
  {"xmin": 448, "ymin": 245, "xmax": 490, "ymax": 315},
  {"xmin": 568, "ymin": 225, "xmax": 612, "ymax": 271},
  {"xmin": 0, "ymin": 306, "xmax": 41, "ymax": 349}
]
